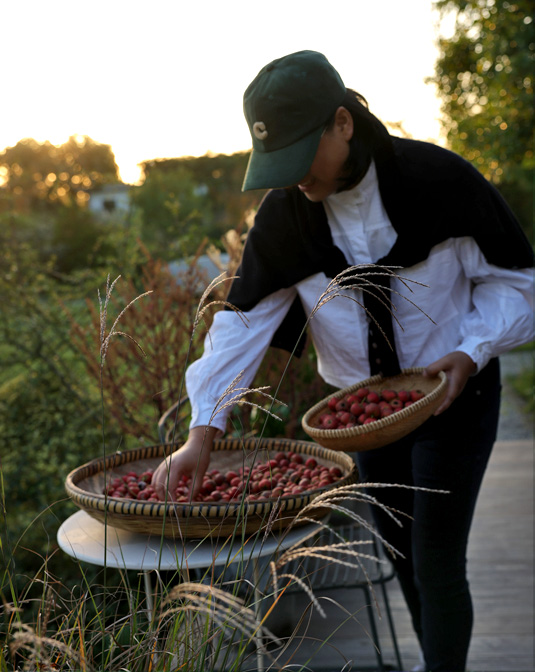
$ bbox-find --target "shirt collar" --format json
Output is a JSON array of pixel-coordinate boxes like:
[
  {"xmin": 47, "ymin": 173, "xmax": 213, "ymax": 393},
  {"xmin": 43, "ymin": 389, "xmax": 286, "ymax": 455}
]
[{"xmin": 326, "ymin": 160, "xmax": 378, "ymax": 207}]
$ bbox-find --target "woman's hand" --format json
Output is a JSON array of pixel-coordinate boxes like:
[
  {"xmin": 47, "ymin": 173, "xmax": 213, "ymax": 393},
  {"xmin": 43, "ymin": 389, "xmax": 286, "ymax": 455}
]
[
  {"xmin": 152, "ymin": 426, "xmax": 219, "ymax": 501},
  {"xmin": 425, "ymin": 351, "xmax": 477, "ymax": 415}
]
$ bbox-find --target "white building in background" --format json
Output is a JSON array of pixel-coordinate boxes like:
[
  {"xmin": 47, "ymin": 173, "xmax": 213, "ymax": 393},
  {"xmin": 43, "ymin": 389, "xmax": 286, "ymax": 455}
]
[{"xmin": 88, "ymin": 183, "xmax": 132, "ymax": 217}]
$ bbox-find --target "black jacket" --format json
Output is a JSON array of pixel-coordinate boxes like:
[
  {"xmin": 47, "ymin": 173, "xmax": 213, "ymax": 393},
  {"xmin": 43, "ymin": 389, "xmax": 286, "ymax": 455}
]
[{"xmin": 227, "ymin": 137, "xmax": 533, "ymax": 354}]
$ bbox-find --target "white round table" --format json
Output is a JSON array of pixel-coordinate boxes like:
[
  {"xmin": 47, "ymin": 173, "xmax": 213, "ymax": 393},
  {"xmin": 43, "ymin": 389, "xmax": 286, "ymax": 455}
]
[
  {"xmin": 57, "ymin": 509, "xmax": 315, "ymax": 571},
  {"xmin": 58, "ymin": 510, "xmax": 320, "ymax": 671}
]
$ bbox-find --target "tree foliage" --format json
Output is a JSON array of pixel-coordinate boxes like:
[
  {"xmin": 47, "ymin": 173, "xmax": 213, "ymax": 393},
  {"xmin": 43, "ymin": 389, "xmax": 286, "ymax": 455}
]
[
  {"xmin": 138, "ymin": 152, "xmax": 264, "ymax": 251},
  {"xmin": 430, "ymin": 0, "xmax": 534, "ymax": 231},
  {"xmin": 0, "ymin": 135, "xmax": 119, "ymax": 211},
  {"xmin": 130, "ymin": 166, "xmax": 213, "ymax": 260},
  {"xmin": 0, "ymin": 239, "xmax": 124, "ymax": 591}
]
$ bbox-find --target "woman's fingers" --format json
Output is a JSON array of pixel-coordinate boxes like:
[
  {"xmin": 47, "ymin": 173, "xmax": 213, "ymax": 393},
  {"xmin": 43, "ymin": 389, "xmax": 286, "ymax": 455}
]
[{"xmin": 425, "ymin": 351, "xmax": 476, "ymax": 415}]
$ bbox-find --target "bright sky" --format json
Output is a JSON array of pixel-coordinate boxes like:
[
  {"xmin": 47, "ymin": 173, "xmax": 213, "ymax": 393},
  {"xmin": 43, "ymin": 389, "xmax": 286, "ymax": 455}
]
[{"xmin": 1, "ymin": 0, "xmax": 452, "ymax": 185}]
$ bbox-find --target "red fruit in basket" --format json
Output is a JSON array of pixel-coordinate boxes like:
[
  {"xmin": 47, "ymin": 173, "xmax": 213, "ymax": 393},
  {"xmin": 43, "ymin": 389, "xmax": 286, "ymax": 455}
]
[
  {"xmin": 358, "ymin": 413, "xmax": 367, "ymax": 424},
  {"xmin": 339, "ymin": 411, "xmax": 355, "ymax": 425},
  {"xmin": 201, "ymin": 479, "xmax": 216, "ymax": 495},
  {"xmin": 397, "ymin": 390, "xmax": 410, "ymax": 403},
  {"xmin": 317, "ymin": 413, "xmax": 331, "ymax": 427},
  {"xmin": 363, "ymin": 417, "xmax": 377, "ymax": 424},
  {"xmin": 327, "ymin": 396, "xmax": 339, "ymax": 411},
  {"xmin": 410, "ymin": 389, "xmax": 425, "ymax": 402},
  {"xmin": 365, "ymin": 402, "xmax": 380, "ymax": 418},
  {"xmin": 381, "ymin": 389, "xmax": 398, "ymax": 402},
  {"xmin": 322, "ymin": 415, "xmax": 340, "ymax": 430},
  {"xmin": 335, "ymin": 399, "xmax": 350, "ymax": 412},
  {"xmin": 404, "ymin": 401, "xmax": 414, "ymax": 408},
  {"xmin": 356, "ymin": 387, "xmax": 369, "ymax": 399},
  {"xmin": 213, "ymin": 472, "xmax": 226, "ymax": 486},
  {"xmin": 367, "ymin": 391, "xmax": 380, "ymax": 403},
  {"xmin": 390, "ymin": 398, "xmax": 403, "ymax": 410},
  {"xmin": 305, "ymin": 457, "xmax": 317, "ymax": 468},
  {"xmin": 381, "ymin": 406, "xmax": 394, "ymax": 418},
  {"xmin": 350, "ymin": 401, "xmax": 364, "ymax": 416}
]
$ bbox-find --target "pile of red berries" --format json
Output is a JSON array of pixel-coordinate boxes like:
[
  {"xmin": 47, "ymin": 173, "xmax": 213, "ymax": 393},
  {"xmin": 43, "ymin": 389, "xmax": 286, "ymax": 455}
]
[
  {"xmin": 103, "ymin": 452, "xmax": 344, "ymax": 503},
  {"xmin": 315, "ymin": 386, "xmax": 426, "ymax": 430}
]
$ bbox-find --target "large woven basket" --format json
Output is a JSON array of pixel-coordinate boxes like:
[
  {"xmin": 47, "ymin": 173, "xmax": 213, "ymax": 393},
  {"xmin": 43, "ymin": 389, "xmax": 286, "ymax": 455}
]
[
  {"xmin": 65, "ymin": 437, "xmax": 357, "ymax": 539},
  {"xmin": 302, "ymin": 367, "xmax": 447, "ymax": 452}
]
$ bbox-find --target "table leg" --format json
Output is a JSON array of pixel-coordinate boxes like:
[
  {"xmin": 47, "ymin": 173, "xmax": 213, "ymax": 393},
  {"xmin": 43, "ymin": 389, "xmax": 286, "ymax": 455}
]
[
  {"xmin": 252, "ymin": 559, "xmax": 265, "ymax": 672},
  {"xmin": 143, "ymin": 571, "xmax": 154, "ymax": 621}
]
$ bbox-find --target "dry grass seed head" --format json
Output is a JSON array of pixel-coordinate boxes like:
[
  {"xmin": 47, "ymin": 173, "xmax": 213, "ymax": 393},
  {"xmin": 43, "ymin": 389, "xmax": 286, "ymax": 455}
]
[
  {"xmin": 162, "ymin": 582, "xmax": 277, "ymax": 646},
  {"xmin": 208, "ymin": 369, "xmax": 286, "ymax": 425},
  {"xmin": 311, "ymin": 264, "xmax": 436, "ymax": 348},
  {"xmin": 193, "ymin": 272, "xmax": 249, "ymax": 346},
  {"xmin": 98, "ymin": 274, "xmax": 153, "ymax": 365},
  {"xmin": 10, "ymin": 623, "xmax": 90, "ymax": 672}
]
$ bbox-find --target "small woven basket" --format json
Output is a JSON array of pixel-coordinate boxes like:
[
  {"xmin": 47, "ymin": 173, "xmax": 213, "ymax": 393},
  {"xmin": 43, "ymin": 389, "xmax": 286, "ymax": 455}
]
[
  {"xmin": 302, "ymin": 367, "xmax": 447, "ymax": 452},
  {"xmin": 65, "ymin": 437, "xmax": 357, "ymax": 539}
]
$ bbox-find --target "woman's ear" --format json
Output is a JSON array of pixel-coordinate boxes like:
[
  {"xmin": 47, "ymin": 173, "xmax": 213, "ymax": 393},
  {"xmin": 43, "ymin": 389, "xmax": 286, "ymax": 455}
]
[{"xmin": 334, "ymin": 106, "xmax": 354, "ymax": 141}]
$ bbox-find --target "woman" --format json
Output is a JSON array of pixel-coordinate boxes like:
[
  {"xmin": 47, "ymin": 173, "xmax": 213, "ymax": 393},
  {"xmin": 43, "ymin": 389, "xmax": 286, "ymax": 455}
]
[{"xmin": 153, "ymin": 51, "xmax": 534, "ymax": 671}]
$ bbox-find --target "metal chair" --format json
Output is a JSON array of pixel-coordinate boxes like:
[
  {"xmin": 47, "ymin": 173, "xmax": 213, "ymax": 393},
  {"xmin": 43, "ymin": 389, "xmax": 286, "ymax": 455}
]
[
  {"xmin": 276, "ymin": 515, "xmax": 403, "ymax": 671},
  {"xmin": 158, "ymin": 395, "xmax": 191, "ymax": 445},
  {"xmin": 157, "ymin": 401, "xmax": 403, "ymax": 671}
]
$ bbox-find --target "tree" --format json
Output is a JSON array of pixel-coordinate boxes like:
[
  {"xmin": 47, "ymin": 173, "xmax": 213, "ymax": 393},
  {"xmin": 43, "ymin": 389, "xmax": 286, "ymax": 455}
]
[
  {"xmin": 130, "ymin": 165, "xmax": 211, "ymax": 260},
  {"xmin": 138, "ymin": 152, "xmax": 264, "ymax": 248},
  {"xmin": 0, "ymin": 135, "xmax": 119, "ymax": 211},
  {"xmin": 430, "ymin": 0, "xmax": 534, "ymax": 233}
]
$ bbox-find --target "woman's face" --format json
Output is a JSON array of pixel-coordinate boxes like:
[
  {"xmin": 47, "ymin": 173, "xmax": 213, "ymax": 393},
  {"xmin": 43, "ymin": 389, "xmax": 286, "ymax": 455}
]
[{"xmin": 296, "ymin": 106, "xmax": 354, "ymax": 202}]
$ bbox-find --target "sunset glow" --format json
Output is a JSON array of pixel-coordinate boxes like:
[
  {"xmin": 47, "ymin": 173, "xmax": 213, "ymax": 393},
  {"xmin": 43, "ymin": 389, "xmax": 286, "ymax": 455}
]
[{"xmin": 2, "ymin": 0, "xmax": 449, "ymax": 185}]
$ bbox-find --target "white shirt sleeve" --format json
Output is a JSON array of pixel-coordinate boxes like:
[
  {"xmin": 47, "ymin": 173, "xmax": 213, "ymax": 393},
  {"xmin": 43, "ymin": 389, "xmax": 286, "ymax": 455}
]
[
  {"xmin": 185, "ymin": 287, "xmax": 298, "ymax": 431},
  {"xmin": 454, "ymin": 237, "xmax": 535, "ymax": 371}
]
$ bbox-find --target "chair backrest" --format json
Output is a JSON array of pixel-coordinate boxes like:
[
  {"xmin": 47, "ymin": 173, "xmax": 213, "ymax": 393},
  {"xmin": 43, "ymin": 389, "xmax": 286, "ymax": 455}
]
[
  {"xmin": 279, "ymin": 518, "xmax": 395, "ymax": 594},
  {"xmin": 158, "ymin": 397, "xmax": 263, "ymax": 445},
  {"xmin": 157, "ymin": 396, "xmax": 191, "ymax": 444}
]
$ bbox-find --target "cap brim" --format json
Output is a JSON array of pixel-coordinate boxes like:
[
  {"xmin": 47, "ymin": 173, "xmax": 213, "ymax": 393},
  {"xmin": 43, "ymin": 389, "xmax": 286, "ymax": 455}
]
[{"xmin": 242, "ymin": 125, "xmax": 324, "ymax": 192}]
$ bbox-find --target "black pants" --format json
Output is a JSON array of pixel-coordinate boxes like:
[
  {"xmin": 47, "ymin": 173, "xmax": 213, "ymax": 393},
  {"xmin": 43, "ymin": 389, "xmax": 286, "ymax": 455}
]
[{"xmin": 357, "ymin": 358, "xmax": 501, "ymax": 672}]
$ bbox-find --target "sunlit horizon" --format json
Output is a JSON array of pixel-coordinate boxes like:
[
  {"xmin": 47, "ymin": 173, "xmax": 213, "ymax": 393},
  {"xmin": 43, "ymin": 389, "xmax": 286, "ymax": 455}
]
[{"xmin": 1, "ymin": 0, "xmax": 453, "ymax": 185}]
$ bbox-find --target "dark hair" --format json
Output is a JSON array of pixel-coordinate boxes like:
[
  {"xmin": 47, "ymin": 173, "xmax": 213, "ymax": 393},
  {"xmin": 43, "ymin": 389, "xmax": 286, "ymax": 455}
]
[{"xmin": 325, "ymin": 88, "xmax": 392, "ymax": 192}]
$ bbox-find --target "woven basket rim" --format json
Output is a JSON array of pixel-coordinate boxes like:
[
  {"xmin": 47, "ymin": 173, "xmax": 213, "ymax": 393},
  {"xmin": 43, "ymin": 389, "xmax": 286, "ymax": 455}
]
[{"xmin": 302, "ymin": 367, "xmax": 447, "ymax": 441}]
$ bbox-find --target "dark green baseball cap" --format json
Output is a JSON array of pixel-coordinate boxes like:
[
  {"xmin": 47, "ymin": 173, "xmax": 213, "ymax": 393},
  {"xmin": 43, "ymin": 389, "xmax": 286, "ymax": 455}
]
[{"xmin": 242, "ymin": 50, "xmax": 347, "ymax": 191}]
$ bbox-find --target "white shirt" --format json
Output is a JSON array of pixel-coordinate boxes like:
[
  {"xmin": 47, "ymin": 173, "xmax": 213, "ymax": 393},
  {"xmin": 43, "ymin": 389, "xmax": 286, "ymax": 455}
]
[{"xmin": 186, "ymin": 163, "xmax": 535, "ymax": 431}]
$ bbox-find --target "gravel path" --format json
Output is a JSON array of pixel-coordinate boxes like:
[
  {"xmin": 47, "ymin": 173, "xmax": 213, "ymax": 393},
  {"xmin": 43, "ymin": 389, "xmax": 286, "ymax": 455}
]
[{"xmin": 496, "ymin": 350, "xmax": 534, "ymax": 441}]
